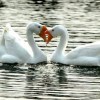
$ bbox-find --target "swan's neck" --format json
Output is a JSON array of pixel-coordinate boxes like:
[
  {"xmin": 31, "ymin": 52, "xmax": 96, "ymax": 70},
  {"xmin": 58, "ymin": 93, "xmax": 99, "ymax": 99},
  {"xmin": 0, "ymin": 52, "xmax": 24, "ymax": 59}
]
[
  {"xmin": 26, "ymin": 30, "xmax": 40, "ymax": 57},
  {"xmin": 55, "ymin": 31, "xmax": 68, "ymax": 55}
]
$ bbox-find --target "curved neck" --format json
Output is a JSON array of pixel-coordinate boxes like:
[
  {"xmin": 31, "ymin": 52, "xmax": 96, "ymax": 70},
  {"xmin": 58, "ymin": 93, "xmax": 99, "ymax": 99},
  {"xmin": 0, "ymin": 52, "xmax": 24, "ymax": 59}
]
[
  {"xmin": 26, "ymin": 30, "xmax": 40, "ymax": 57},
  {"xmin": 55, "ymin": 31, "xmax": 68, "ymax": 55}
]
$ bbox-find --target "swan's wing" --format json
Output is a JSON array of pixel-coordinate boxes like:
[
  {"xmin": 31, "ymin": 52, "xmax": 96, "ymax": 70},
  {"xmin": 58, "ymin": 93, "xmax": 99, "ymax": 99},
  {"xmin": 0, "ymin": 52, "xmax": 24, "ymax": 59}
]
[
  {"xmin": 3, "ymin": 24, "xmax": 33, "ymax": 61},
  {"xmin": 4, "ymin": 38, "xmax": 33, "ymax": 63},
  {"xmin": 67, "ymin": 42, "xmax": 100, "ymax": 58}
]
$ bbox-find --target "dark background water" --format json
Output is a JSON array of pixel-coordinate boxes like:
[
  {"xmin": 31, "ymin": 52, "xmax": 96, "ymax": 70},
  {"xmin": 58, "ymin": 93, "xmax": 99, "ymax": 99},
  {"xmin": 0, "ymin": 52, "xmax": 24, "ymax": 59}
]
[{"xmin": 0, "ymin": 0, "xmax": 100, "ymax": 99}]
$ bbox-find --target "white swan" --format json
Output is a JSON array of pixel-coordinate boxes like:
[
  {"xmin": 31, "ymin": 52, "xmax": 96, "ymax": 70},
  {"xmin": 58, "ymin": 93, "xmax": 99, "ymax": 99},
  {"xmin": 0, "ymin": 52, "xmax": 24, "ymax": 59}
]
[
  {"xmin": 0, "ymin": 22, "xmax": 47, "ymax": 64},
  {"xmin": 45, "ymin": 25, "xmax": 100, "ymax": 66}
]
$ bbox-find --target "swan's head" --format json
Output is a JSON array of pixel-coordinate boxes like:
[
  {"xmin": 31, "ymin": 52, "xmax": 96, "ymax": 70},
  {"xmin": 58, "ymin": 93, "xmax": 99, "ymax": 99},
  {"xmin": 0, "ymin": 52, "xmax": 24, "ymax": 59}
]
[
  {"xmin": 27, "ymin": 22, "xmax": 48, "ymax": 41},
  {"xmin": 44, "ymin": 25, "xmax": 68, "ymax": 44}
]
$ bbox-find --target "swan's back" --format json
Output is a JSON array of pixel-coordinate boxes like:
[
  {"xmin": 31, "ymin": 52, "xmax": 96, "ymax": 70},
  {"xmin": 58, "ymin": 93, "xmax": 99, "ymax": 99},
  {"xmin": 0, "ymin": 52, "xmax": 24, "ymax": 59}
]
[{"xmin": 67, "ymin": 42, "xmax": 100, "ymax": 59}]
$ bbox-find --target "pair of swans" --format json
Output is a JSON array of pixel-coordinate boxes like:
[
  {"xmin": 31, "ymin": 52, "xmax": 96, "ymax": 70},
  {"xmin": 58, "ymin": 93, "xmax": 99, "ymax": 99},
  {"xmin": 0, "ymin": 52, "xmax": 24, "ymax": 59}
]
[
  {"xmin": 45, "ymin": 25, "xmax": 100, "ymax": 66},
  {"xmin": 0, "ymin": 22, "xmax": 47, "ymax": 64},
  {"xmin": 0, "ymin": 22, "xmax": 100, "ymax": 66}
]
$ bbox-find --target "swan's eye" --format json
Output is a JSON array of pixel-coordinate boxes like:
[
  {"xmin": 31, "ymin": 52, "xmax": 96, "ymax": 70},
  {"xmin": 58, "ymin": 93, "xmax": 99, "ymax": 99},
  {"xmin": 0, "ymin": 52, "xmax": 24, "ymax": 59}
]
[{"xmin": 38, "ymin": 26, "xmax": 41, "ymax": 28}]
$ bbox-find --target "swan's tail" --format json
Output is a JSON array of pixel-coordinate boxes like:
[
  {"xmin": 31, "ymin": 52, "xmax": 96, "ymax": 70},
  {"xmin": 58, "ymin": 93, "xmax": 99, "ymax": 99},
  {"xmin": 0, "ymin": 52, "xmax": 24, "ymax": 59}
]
[
  {"xmin": 4, "ymin": 23, "xmax": 12, "ymax": 33},
  {"xmin": 0, "ymin": 23, "xmax": 11, "ymax": 45},
  {"xmin": 3, "ymin": 23, "xmax": 16, "ymax": 41}
]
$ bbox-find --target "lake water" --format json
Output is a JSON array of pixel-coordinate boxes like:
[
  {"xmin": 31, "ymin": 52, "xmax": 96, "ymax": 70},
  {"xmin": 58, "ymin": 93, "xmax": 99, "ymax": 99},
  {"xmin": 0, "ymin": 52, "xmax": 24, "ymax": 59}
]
[{"xmin": 0, "ymin": 0, "xmax": 100, "ymax": 99}]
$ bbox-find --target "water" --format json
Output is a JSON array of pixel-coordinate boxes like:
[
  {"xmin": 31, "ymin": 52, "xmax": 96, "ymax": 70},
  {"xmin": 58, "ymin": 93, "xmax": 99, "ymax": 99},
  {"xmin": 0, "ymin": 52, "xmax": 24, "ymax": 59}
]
[{"xmin": 0, "ymin": 0, "xmax": 100, "ymax": 99}]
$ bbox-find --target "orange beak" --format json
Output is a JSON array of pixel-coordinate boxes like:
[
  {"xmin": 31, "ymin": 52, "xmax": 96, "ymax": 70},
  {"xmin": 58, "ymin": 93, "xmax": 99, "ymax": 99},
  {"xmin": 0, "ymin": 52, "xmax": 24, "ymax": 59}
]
[
  {"xmin": 44, "ymin": 30, "xmax": 53, "ymax": 44},
  {"xmin": 39, "ymin": 25, "xmax": 48, "ymax": 42}
]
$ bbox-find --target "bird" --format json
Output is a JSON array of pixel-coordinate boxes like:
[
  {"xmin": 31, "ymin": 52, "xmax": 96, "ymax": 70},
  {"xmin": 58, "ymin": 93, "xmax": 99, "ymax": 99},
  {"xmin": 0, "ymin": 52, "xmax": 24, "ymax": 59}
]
[
  {"xmin": 44, "ymin": 25, "xmax": 100, "ymax": 66},
  {"xmin": 0, "ymin": 22, "xmax": 47, "ymax": 64}
]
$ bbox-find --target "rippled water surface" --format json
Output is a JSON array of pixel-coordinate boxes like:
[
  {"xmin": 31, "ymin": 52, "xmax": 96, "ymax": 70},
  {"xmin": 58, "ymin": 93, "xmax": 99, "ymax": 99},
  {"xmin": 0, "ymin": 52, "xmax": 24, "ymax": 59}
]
[{"xmin": 0, "ymin": 0, "xmax": 100, "ymax": 99}]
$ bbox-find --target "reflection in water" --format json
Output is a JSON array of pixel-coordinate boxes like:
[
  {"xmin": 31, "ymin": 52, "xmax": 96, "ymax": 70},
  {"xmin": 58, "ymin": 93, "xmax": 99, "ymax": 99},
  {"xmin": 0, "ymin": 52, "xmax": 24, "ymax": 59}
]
[
  {"xmin": 24, "ymin": 64, "xmax": 53, "ymax": 99},
  {"xmin": 73, "ymin": 65, "xmax": 100, "ymax": 77},
  {"xmin": 0, "ymin": 63, "xmax": 100, "ymax": 99},
  {"xmin": 24, "ymin": 63, "xmax": 68, "ymax": 99},
  {"xmin": 24, "ymin": 66, "xmax": 36, "ymax": 99},
  {"xmin": 0, "ymin": 63, "xmax": 24, "ymax": 72},
  {"xmin": 56, "ymin": 64, "xmax": 67, "ymax": 84},
  {"xmin": 0, "ymin": 64, "xmax": 26, "ymax": 98},
  {"xmin": 26, "ymin": 66, "xmax": 36, "ymax": 84}
]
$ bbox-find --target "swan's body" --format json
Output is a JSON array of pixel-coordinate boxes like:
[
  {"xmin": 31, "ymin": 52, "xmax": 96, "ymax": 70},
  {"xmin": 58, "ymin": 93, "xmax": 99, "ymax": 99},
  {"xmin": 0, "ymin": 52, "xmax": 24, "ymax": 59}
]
[
  {"xmin": 45, "ymin": 25, "xmax": 100, "ymax": 66},
  {"xmin": 0, "ymin": 22, "xmax": 47, "ymax": 64}
]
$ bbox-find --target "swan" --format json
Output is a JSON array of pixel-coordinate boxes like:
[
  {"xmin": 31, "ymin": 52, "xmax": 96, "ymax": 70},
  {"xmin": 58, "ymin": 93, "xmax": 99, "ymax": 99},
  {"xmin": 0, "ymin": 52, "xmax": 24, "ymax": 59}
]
[
  {"xmin": 0, "ymin": 22, "xmax": 47, "ymax": 64},
  {"xmin": 44, "ymin": 25, "xmax": 100, "ymax": 66}
]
